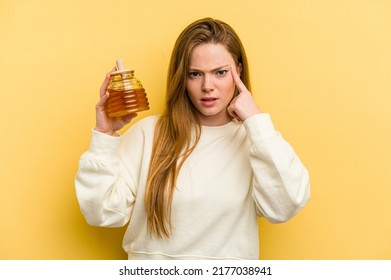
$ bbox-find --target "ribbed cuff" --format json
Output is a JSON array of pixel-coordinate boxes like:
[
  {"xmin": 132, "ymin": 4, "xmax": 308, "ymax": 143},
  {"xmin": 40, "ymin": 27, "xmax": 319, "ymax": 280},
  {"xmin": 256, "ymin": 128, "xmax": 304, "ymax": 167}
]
[
  {"xmin": 88, "ymin": 129, "xmax": 121, "ymax": 158},
  {"xmin": 243, "ymin": 114, "xmax": 276, "ymax": 143}
]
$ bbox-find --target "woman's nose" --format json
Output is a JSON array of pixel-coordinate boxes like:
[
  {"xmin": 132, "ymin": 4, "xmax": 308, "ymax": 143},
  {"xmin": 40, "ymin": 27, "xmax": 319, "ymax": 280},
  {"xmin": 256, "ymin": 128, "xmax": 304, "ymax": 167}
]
[{"xmin": 202, "ymin": 75, "xmax": 214, "ymax": 92}]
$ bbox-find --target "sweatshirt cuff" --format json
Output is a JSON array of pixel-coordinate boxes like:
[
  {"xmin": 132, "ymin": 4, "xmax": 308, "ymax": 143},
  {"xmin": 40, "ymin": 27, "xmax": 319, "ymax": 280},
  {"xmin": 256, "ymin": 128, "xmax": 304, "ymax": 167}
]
[
  {"xmin": 88, "ymin": 129, "xmax": 121, "ymax": 158},
  {"xmin": 243, "ymin": 113, "xmax": 276, "ymax": 143}
]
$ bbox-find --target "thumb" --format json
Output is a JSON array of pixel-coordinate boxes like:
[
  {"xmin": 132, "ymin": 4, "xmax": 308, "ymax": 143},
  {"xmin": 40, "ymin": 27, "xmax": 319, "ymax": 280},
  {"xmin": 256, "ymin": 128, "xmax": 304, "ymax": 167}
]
[{"xmin": 227, "ymin": 104, "xmax": 243, "ymax": 123}]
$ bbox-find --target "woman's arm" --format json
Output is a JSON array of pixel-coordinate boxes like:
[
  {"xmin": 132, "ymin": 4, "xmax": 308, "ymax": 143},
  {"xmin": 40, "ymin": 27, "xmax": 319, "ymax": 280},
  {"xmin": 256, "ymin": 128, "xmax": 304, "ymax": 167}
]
[
  {"xmin": 75, "ymin": 130, "xmax": 136, "ymax": 227},
  {"xmin": 244, "ymin": 114, "xmax": 310, "ymax": 223}
]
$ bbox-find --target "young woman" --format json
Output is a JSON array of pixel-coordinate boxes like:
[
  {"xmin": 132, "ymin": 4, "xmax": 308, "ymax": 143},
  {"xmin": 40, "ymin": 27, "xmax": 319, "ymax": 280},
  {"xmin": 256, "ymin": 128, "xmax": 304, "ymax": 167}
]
[{"xmin": 75, "ymin": 17, "xmax": 310, "ymax": 260}]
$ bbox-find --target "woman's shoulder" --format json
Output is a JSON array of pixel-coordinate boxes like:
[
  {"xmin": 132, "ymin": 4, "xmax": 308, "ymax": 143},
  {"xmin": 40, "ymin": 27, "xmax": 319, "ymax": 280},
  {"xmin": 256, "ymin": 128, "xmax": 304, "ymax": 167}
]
[
  {"xmin": 134, "ymin": 114, "xmax": 160, "ymax": 128},
  {"xmin": 123, "ymin": 114, "xmax": 160, "ymax": 137}
]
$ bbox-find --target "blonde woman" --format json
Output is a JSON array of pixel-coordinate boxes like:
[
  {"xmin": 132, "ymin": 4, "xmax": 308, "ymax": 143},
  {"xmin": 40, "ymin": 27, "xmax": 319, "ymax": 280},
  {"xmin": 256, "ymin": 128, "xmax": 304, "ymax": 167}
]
[{"xmin": 75, "ymin": 17, "xmax": 310, "ymax": 260}]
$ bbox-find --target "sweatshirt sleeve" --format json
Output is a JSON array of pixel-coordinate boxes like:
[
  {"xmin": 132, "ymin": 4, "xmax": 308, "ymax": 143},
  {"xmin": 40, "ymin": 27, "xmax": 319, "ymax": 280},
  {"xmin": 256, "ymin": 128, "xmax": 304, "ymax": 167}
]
[
  {"xmin": 243, "ymin": 114, "xmax": 310, "ymax": 223},
  {"xmin": 75, "ymin": 129, "xmax": 137, "ymax": 227}
]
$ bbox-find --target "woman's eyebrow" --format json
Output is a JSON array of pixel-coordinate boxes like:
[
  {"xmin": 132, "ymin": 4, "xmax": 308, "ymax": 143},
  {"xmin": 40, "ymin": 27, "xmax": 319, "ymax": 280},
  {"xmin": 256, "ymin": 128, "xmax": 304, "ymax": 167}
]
[{"xmin": 188, "ymin": 64, "xmax": 231, "ymax": 72}]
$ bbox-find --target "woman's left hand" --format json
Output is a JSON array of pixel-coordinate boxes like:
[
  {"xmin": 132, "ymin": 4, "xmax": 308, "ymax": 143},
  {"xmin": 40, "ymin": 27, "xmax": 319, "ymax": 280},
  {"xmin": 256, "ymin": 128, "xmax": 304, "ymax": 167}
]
[{"xmin": 227, "ymin": 65, "xmax": 261, "ymax": 122}]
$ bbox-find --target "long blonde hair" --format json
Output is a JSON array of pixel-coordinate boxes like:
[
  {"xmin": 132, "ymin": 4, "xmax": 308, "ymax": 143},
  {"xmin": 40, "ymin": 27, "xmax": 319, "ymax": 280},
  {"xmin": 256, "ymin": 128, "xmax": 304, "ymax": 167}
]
[{"xmin": 145, "ymin": 17, "xmax": 251, "ymax": 238}]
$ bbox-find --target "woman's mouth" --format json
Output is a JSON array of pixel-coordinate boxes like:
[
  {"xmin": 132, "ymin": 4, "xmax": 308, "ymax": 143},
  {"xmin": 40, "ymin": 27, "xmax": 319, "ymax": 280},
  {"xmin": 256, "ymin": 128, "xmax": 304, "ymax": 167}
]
[{"xmin": 201, "ymin": 97, "xmax": 218, "ymax": 107}]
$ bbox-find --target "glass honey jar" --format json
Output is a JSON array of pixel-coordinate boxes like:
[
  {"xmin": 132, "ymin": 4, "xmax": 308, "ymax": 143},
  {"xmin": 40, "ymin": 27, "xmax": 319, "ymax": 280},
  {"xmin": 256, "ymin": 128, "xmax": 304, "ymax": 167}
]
[{"xmin": 106, "ymin": 59, "xmax": 149, "ymax": 117}]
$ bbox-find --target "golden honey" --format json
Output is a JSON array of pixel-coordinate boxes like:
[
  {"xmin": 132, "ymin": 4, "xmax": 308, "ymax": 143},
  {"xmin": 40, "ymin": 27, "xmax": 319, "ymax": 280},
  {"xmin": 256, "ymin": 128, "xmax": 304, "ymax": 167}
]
[{"xmin": 106, "ymin": 59, "xmax": 149, "ymax": 117}]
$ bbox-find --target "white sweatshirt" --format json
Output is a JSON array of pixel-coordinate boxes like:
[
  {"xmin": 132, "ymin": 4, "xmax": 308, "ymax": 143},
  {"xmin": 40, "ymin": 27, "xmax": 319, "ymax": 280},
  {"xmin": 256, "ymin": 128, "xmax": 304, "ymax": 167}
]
[{"xmin": 75, "ymin": 114, "xmax": 310, "ymax": 259}]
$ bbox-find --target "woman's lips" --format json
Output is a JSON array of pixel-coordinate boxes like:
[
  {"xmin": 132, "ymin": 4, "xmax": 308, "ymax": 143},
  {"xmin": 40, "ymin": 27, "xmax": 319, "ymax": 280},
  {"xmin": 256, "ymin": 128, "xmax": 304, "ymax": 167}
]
[{"xmin": 201, "ymin": 97, "xmax": 218, "ymax": 107}]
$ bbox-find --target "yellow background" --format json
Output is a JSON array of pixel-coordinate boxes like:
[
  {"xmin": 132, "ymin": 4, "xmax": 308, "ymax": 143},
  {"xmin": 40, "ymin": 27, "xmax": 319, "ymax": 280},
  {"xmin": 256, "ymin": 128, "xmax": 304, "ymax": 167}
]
[{"xmin": 1, "ymin": 0, "xmax": 390, "ymax": 259}]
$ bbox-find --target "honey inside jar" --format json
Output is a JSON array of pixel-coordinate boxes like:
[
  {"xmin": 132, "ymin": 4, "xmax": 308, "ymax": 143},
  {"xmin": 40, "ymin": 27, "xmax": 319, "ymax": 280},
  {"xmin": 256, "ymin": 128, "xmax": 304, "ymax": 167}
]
[{"xmin": 106, "ymin": 59, "xmax": 149, "ymax": 117}]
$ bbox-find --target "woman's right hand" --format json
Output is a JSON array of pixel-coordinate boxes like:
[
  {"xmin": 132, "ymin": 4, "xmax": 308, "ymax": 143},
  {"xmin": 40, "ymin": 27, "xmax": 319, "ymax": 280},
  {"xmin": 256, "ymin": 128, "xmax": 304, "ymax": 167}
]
[{"xmin": 94, "ymin": 69, "xmax": 137, "ymax": 135}]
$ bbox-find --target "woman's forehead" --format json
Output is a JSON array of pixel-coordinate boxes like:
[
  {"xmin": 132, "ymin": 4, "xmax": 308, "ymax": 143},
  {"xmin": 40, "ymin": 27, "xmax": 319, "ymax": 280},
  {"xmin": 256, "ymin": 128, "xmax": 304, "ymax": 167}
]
[{"xmin": 189, "ymin": 43, "xmax": 235, "ymax": 69}]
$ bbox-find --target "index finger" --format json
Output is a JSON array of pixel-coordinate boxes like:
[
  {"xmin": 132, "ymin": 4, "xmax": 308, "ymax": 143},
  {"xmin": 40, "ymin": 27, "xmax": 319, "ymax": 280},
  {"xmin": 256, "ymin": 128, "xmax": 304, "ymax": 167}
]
[{"xmin": 230, "ymin": 64, "xmax": 247, "ymax": 93}]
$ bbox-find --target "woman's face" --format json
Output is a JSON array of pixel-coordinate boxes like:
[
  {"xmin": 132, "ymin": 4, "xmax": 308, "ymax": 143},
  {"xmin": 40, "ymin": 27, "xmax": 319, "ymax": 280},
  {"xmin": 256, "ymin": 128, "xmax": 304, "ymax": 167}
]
[{"xmin": 186, "ymin": 43, "xmax": 239, "ymax": 126}]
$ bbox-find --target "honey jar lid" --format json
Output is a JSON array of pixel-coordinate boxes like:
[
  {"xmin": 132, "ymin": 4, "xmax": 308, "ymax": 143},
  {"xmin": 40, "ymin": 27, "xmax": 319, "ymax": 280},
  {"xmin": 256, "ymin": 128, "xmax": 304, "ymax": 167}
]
[{"xmin": 110, "ymin": 58, "xmax": 134, "ymax": 75}]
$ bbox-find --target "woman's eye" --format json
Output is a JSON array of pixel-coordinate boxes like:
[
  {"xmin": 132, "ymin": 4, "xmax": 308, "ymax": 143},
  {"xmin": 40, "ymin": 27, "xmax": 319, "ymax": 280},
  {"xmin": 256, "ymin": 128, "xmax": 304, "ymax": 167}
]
[
  {"xmin": 188, "ymin": 72, "xmax": 201, "ymax": 78},
  {"xmin": 216, "ymin": 70, "xmax": 228, "ymax": 76}
]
